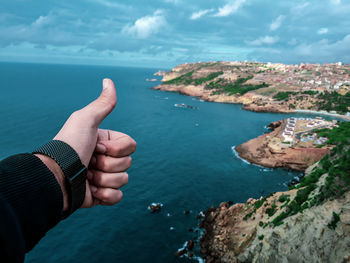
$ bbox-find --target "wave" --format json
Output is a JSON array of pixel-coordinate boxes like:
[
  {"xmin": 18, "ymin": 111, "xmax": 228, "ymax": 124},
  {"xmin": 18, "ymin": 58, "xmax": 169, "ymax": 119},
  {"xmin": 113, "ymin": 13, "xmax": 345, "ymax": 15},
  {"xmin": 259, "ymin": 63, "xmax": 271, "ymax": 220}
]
[{"xmin": 231, "ymin": 146, "xmax": 251, "ymax": 165}]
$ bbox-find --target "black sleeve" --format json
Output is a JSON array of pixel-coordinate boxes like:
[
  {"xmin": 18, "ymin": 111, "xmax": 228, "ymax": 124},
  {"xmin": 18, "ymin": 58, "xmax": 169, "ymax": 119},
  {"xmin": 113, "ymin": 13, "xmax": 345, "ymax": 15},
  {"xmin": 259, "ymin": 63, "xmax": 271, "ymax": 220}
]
[{"xmin": 0, "ymin": 153, "xmax": 63, "ymax": 262}]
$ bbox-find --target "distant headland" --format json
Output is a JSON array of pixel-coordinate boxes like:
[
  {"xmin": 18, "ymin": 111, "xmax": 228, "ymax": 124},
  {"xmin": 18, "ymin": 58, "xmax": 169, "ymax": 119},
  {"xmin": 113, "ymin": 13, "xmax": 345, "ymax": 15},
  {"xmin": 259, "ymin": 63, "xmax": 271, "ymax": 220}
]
[{"xmin": 153, "ymin": 61, "xmax": 350, "ymax": 120}]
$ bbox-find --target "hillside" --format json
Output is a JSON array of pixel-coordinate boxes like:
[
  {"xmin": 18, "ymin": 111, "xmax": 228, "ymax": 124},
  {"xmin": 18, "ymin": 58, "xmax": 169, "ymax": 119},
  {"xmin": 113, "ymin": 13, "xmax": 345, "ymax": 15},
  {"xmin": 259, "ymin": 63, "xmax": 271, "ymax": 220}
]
[
  {"xmin": 199, "ymin": 121, "xmax": 350, "ymax": 262},
  {"xmin": 153, "ymin": 61, "xmax": 350, "ymax": 118}
]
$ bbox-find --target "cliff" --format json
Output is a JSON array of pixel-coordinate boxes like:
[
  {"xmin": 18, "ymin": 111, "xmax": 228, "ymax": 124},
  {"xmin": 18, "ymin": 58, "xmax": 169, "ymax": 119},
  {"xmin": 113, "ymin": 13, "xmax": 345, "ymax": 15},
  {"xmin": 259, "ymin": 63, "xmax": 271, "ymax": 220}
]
[{"xmin": 199, "ymin": 121, "xmax": 350, "ymax": 262}]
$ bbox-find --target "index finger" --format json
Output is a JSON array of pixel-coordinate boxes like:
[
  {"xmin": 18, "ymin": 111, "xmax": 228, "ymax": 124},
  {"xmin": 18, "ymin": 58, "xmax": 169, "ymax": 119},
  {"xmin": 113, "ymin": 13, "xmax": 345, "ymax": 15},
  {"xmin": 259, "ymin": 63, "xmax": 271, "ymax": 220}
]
[{"xmin": 96, "ymin": 130, "xmax": 137, "ymax": 157}]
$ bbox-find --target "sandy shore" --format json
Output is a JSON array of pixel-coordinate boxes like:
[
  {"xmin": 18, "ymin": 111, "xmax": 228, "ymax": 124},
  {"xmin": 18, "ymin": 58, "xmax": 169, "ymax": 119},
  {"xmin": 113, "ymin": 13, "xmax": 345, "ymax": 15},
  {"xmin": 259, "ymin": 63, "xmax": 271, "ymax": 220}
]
[{"xmin": 294, "ymin": 110, "xmax": 350, "ymax": 121}]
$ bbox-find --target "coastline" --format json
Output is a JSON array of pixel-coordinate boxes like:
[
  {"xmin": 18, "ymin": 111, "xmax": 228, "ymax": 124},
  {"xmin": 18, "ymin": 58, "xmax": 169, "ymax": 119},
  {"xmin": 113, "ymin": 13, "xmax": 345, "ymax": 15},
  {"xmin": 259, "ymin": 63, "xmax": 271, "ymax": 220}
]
[
  {"xmin": 234, "ymin": 119, "xmax": 331, "ymax": 172},
  {"xmin": 153, "ymin": 63, "xmax": 350, "ymax": 261},
  {"xmin": 154, "ymin": 84, "xmax": 350, "ymax": 119},
  {"xmin": 294, "ymin": 109, "xmax": 350, "ymax": 121}
]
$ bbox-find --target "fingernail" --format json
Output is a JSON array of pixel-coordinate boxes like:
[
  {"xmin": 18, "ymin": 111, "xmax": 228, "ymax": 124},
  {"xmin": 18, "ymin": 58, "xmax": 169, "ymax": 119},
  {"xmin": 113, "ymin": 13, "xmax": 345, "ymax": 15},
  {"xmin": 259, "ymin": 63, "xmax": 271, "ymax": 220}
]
[
  {"xmin": 87, "ymin": 171, "xmax": 93, "ymax": 180},
  {"xmin": 91, "ymin": 156, "xmax": 97, "ymax": 166},
  {"xmin": 91, "ymin": 185, "xmax": 98, "ymax": 193},
  {"xmin": 103, "ymin": 78, "xmax": 109, "ymax": 89},
  {"xmin": 96, "ymin": 143, "xmax": 106, "ymax": 153}
]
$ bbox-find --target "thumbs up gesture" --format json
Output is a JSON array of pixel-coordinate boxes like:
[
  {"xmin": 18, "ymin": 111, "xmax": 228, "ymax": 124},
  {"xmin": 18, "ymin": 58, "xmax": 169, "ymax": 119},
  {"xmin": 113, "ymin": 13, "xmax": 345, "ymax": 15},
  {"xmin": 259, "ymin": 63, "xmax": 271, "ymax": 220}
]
[{"xmin": 53, "ymin": 79, "xmax": 136, "ymax": 209}]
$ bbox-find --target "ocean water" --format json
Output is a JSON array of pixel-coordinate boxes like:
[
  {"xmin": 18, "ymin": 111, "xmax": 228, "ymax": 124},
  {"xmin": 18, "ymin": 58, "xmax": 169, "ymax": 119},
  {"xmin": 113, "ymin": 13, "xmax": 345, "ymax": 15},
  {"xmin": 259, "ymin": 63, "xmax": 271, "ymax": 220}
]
[{"xmin": 0, "ymin": 62, "xmax": 310, "ymax": 262}]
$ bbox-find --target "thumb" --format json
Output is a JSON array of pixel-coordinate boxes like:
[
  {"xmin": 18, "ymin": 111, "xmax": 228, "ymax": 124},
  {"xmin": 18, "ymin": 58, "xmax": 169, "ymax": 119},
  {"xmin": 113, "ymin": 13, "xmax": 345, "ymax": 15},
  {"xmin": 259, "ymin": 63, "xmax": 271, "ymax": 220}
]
[{"xmin": 82, "ymin": 78, "xmax": 117, "ymax": 127}]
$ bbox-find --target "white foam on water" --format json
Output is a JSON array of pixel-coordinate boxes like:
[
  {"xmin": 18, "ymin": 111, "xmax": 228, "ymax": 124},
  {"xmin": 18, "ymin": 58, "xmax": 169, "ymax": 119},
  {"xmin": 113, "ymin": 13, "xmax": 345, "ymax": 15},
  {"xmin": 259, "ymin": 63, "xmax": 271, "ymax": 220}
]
[
  {"xmin": 231, "ymin": 146, "xmax": 250, "ymax": 165},
  {"xmin": 231, "ymin": 146, "xmax": 266, "ymax": 168}
]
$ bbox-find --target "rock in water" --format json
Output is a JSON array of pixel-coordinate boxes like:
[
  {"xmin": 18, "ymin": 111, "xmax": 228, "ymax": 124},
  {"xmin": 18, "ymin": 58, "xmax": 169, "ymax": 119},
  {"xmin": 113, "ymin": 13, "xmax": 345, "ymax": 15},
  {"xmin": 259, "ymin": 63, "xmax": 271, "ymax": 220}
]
[
  {"xmin": 186, "ymin": 240, "xmax": 194, "ymax": 250},
  {"xmin": 174, "ymin": 248, "xmax": 187, "ymax": 257},
  {"xmin": 148, "ymin": 203, "xmax": 163, "ymax": 213}
]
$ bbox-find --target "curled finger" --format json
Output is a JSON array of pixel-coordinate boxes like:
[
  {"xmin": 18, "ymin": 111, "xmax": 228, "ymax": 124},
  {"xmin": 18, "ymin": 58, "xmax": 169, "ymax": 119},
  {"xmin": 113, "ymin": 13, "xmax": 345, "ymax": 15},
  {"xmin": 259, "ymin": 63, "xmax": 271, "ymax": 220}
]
[
  {"xmin": 95, "ymin": 154, "xmax": 132, "ymax": 173},
  {"xmin": 91, "ymin": 170, "xmax": 128, "ymax": 189},
  {"xmin": 92, "ymin": 187, "xmax": 123, "ymax": 206}
]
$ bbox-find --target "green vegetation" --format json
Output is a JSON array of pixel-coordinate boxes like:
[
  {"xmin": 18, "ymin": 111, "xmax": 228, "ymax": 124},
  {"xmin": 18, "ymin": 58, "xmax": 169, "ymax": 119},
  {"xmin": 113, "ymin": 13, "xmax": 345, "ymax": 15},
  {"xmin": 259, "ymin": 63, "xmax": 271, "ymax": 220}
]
[
  {"xmin": 259, "ymin": 221, "xmax": 264, "ymax": 227},
  {"xmin": 266, "ymin": 204, "xmax": 277, "ymax": 217},
  {"xmin": 206, "ymin": 76, "xmax": 269, "ymax": 95},
  {"xmin": 273, "ymin": 91, "xmax": 297, "ymax": 101},
  {"xmin": 302, "ymin": 90, "xmax": 318, "ymax": 95},
  {"xmin": 258, "ymin": 234, "xmax": 265, "ymax": 240},
  {"xmin": 272, "ymin": 90, "xmax": 318, "ymax": 102},
  {"xmin": 243, "ymin": 211, "xmax": 254, "ymax": 221},
  {"xmin": 278, "ymin": 194, "xmax": 290, "ymax": 203},
  {"xmin": 316, "ymin": 91, "xmax": 350, "ymax": 114},
  {"xmin": 193, "ymin": 71, "xmax": 223, "ymax": 85},
  {"xmin": 315, "ymin": 122, "xmax": 350, "ymax": 146},
  {"xmin": 270, "ymin": 122, "xmax": 350, "ymax": 227},
  {"xmin": 254, "ymin": 198, "xmax": 266, "ymax": 209},
  {"xmin": 163, "ymin": 71, "xmax": 194, "ymax": 85},
  {"xmin": 163, "ymin": 71, "xmax": 224, "ymax": 86},
  {"xmin": 243, "ymin": 198, "xmax": 267, "ymax": 220},
  {"xmin": 328, "ymin": 212, "xmax": 340, "ymax": 229}
]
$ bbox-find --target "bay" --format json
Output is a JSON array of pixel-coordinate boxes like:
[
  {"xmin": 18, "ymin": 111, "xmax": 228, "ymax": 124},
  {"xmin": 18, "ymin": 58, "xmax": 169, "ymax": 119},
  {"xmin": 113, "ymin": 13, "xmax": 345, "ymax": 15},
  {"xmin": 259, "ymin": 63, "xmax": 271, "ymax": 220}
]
[{"xmin": 0, "ymin": 62, "xmax": 305, "ymax": 262}]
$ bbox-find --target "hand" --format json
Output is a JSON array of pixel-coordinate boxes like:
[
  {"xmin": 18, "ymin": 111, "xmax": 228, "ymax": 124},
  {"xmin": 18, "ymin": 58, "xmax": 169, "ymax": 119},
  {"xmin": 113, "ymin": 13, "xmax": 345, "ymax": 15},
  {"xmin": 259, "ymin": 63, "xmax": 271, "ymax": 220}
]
[{"xmin": 52, "ymin": 79, "xmax": 136, "ymax": 210}]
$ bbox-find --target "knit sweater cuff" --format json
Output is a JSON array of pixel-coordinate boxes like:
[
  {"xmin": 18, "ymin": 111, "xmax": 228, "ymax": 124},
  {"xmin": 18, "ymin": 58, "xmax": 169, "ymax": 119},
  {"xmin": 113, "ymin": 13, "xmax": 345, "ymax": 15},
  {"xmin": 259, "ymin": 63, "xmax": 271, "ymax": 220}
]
[{"xmin": 0, "ymin": 153, "xmax": 63, "ymax": 251}]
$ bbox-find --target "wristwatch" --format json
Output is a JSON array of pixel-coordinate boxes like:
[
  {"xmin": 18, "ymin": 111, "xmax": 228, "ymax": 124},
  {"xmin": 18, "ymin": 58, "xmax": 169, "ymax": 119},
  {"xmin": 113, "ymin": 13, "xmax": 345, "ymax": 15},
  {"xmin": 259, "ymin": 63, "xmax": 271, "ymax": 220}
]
[{"xmin": 33, "ymin": 140, "xmax": 87, "ymax": 217}]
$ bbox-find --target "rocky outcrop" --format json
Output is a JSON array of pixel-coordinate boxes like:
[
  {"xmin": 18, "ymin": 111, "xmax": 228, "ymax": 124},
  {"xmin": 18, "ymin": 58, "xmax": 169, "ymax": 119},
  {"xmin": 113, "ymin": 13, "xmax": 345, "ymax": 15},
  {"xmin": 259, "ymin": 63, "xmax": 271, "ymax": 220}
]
[
  {"xmin": 239, "ymin": 193, "xmax": 350, "ymax": 263},
  {"xmin": 235, "ymin": 120, "xmax": 330, "ymax": 171},
  {"xmin": 200, "ymin": 180, "xmax": 350, "ymax": 263}
]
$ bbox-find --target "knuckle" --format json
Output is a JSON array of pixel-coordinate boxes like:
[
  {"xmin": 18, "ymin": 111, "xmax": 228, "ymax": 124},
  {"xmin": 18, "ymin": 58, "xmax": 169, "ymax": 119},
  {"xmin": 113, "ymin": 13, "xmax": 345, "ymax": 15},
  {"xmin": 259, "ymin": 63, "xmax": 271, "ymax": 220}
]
[
  {"xmin": 69, "ymin": 110, "xmax": 80, "ymax": 120},
  {"xmin": 100, "ymin": 189, "xmax": 111, "ymax": 201},
  {"xmin": 100, "ymin": 156, "xmax": 110, "ymax": 171},
  {"xmin": 95, "ymin": 172, "xmax": 104, "ymax": 186}
]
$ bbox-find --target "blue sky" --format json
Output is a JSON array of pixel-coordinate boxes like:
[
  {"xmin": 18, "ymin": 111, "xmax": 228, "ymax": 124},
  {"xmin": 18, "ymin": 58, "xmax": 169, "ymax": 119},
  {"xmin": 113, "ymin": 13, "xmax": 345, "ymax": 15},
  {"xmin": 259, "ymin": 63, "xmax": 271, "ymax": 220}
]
[{"xmin": 0, "ymin": 0, "xmax": 349, "ymax": 68}]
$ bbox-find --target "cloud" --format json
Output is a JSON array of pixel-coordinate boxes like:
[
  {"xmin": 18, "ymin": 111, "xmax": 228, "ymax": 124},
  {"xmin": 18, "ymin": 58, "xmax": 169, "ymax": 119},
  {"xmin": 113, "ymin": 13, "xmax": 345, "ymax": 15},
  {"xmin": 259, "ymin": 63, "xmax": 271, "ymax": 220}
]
[
  {"xmin": 290, "ymin": 2, "xmax": 310, "ymax": 15},
  {"xmin": 270, "ymin": 15, "xmax": 285, "ymax": 31},
  {"xmin": 296, "ymin": 35, "xmax": 350, "ymax": 57},
  {"xmin": 87, "ymin": 0, "xmax": 129, "ymax": 9},
  {"xmin": 317, "ymin": 28, "xmax": 328, "ymax": 35},
  {"xmin": 330, "ymin": 0, "xmax": 341, "ymax": 5},
  {"xmin": 190, "ymin": 9, "xmax": 214, "ymax": 20},
  {"xmin": 214, "ymin": 0, "xmax": 247, "ymax": 17},
  {"xmin": 163, "ymin": 0, "xmax": 181, "ymax": 4},
  {"xmin": 246, "ymin": 36, "xmax": 279, "ymax": 46},
  {"xmin": 249, "ymin": 34, "xmax": 350, "ymax": 64},
  {"xmin": 122, "ymin": 10, "xmax": 166, "ymax": 39},
  {"xmin": 288, "ymin": 38, "xmax": 297, "ymax": 45},
  {"xmin": 32, "ymin": 14, "xmax": 54, "ymax": 28}
]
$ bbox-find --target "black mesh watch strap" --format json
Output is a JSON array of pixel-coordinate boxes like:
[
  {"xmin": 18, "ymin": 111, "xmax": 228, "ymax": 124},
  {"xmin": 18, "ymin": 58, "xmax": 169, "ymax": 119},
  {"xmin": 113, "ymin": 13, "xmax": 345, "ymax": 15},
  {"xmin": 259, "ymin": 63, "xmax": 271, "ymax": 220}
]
[{"xmin": 33, "ymin": 140, "xmax": 87, "ymax": 217}]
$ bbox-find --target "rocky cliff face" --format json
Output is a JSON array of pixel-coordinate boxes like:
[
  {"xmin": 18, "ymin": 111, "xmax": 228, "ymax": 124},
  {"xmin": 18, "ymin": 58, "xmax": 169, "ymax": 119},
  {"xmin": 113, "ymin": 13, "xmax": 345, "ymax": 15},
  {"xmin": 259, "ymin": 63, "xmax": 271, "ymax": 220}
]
[
  {"xmin": 200, "ymin": 165, "xmax": 350, "ymax": 263},
  {"xmin": 239, "ymin": 191, "xmax": 350, "ymax": 263}
]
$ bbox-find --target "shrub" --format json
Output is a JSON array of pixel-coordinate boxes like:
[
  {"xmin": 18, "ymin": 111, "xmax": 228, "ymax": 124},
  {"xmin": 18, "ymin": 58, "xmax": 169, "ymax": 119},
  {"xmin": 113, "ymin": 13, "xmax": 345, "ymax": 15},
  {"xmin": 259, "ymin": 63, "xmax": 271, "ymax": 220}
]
[
  {"xmin": 328, "ymin": 212, "xmax": 340, "ymax": 230},
  {"xmin": 266, "ymin": 204, "xmax": 277, "ymax": 217},
  {"xmin": 278, "ymin": 194, "xmax": 290, "ymax": 203}
]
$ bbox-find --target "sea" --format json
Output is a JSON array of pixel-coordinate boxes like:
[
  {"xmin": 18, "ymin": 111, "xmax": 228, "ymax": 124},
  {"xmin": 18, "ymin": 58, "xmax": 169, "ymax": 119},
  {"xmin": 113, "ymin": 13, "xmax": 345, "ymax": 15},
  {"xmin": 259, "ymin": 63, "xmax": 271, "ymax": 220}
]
[{"xmin": 0, "ymin": 62, "xmax": 325, "ymax": 262}]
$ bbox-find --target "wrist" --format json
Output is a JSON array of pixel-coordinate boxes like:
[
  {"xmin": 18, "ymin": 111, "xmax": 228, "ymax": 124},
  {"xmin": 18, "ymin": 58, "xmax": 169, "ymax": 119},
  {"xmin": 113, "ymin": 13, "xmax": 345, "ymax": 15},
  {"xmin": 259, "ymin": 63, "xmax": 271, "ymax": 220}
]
[{"xmin": 34, "ymin": 154, "xmax": 69, "ymax": 212}]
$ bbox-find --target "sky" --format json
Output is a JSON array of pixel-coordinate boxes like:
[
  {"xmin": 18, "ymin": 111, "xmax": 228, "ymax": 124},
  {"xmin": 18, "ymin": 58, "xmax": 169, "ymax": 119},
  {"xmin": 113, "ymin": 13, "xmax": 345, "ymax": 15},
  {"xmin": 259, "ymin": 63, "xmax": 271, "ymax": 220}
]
[{"xmin": 0, "ymin": 0, "xmax": 350, "ymax": 68}]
